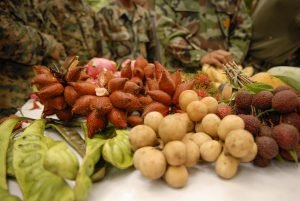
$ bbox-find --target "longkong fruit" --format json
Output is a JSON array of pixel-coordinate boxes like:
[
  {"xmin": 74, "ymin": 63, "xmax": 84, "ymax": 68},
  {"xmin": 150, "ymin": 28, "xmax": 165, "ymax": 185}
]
[
  {"xmin": 172, "ymin": 80, "xmax": 195, "ymax": 104},
  {"xmin": 127, "ymin": 115, "xmax": 143, "ymax": 127},
  {"xmin": 107, "ymin": 107, "xmax": 127, "ymax": 128},
  {"xmin": 72, "ymin": 95, "xmax": 95, "ymax": 115},
  {"xmin": 142, "ymin": 102, "xmax": 169, "ymax": 117},
  {"xmin": 87, "ymin": 110, "xmax": 107, "ymax": 138},
  {"xmin": 37, "ymin": 83, "xmax": 64, "ymax": 100},
  {"xmin": 89, "ymin": 96, "xmax": 113, "ymax": 114},
  {"xmin": 159, "ymin": 70, "xmax": 176, "ymax": 96},
  {"xmin": 147, "ymin": 90, "xmax": 172, "ymax": 105},
  {"xmin": 64, "ymin": 85, "xmax": 80, "ymax": 106},
  {"xmin": 107, "ymin": 77, "xmax": 128, "ymax": 93},
  {"xmin": 123, "ymin": 81, "xmax": 141, "ymax": 94},
  {"xmin": 120, "ymin": 60, "xmax": 132, "ymax": 79},
  {"xmin": 56, "ymin": 107, "xmax": 73, "ymax": 122},
  {"xmin": 69, "ymin": 81, "xmax": 97, "ymax": 96},
  {"xmin": 134, "ymin": 55, "xmax": 148, "ymax": 69},
  {"xmin": 31, "ymin": 73, "xmax": 58, "ymax": 86}
]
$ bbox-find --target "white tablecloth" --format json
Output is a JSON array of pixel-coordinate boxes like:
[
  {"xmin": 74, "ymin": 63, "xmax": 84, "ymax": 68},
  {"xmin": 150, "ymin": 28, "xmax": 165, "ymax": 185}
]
[{"xmin": 8, "ymin": 100, "xmax": 300, "ymax": 201}]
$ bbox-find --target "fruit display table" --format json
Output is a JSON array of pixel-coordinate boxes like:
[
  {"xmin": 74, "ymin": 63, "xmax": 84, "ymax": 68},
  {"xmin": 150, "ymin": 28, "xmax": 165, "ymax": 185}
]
[{"xmin": 7, "ymin": 100, "xmax": 300, "ymax": 201}]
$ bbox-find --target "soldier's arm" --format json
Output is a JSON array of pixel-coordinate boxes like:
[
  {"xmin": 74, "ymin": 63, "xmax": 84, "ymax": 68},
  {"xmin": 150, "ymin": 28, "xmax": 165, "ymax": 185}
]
[
  {"xmin": 96, "ymin": 8, "xmax": 112, "ymax": 59},
  {"xmin": 0, "ymin": 11, "xmax": 65, "ymax": 66},
  {"xmin": 155, "ymin": 0, "xmax": 207, "ymax": 68},
  {"xmin": 228, "ymin": 0, "xmax": 252, "ymax": 63}
]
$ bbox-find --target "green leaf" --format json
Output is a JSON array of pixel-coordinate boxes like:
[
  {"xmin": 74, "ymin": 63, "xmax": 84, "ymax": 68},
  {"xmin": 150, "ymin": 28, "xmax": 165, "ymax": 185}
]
[{"xmin": 244, "ymin": 82, "xmax": 273, "ymax": 94}]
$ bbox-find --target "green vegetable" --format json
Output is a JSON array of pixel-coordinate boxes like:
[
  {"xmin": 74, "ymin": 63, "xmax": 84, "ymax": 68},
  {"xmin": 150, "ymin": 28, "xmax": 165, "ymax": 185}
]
[
  {"xmin": 244, "ymin": 82, "xmax": 273, "ymax": 94},
  {"xmin": 0, "ymin": 188, "xmax": 20, "ymax": 201},
  {"xmin": 13, "ymin": 119, "xmax": 74, "ymax": 201},
  {"xmin": 268, "ymin": 66, "xmax": 300, "ymax": 91},
  {"xmin": 47, "ymin": 124, "xmax": 86, "ymax": 157},
  {"xmin": 44, "ymin": 139, "xmax": 79, "ymax": 180},
  {"xmin": 74, "ymin": 123, "xmax": 106, "ymax": 201},
  {"xmin": 0, "ymin": 118, "xmax": 23, "ymax": 201},
  {"xmin": 102, "ymin": 129, "xmax": 133, "ymax": 169}
]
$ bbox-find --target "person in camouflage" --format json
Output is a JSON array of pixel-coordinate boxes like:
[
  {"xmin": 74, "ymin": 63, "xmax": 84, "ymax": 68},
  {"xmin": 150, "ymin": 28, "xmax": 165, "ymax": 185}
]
[
  {"xmin": 98, "ymin": 0, "xmax": 155, "ymax": 64},
  {"xmin": 245, "ymin": 0, "xmax": 300, "ymax": 71},
  {"xmin": 0, "ymin": 0, "xmax": 66, "ymax": 117},
  {"xmin": 43, "ymin": 0, "xmax": 104, "ymax": 65},
  {"xmin": 155, "ymin": 0, "xmax": 252, "ymax": 72}
]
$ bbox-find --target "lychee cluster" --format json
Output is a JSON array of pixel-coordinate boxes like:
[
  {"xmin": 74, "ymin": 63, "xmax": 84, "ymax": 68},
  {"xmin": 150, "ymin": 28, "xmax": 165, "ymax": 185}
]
[{"xmin": 233, "ymin": 86, "xmax": 300, "ymax": 166}]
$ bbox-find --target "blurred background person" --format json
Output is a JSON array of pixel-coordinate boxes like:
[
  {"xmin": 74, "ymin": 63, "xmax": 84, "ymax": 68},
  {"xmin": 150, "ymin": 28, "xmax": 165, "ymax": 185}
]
[
  {"xmin": 43, "ymin": 0, "xmax": 104, "ymax": 65},
  {"xmin": 155, "ymin": 0, "xmax": 252, "ymax": 72},
  {"xmin": 0, "ymin": 0, "xmax": 66, "ymax": 117},
  {"xmin": 245, "ymin": 0, "xmax": 300, "ymax": 71},
  {"xmin": 98, "ymin": 0, "xmax": 155, "ymax": 64}
]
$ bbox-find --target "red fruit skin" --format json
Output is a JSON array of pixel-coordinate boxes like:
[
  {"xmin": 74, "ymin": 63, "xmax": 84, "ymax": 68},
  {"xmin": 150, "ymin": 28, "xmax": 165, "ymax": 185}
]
[
  {"xmin": 72, "ymin": 95, "xmax": 95, "ymax": 115},
  {"xmin": 142, "ymin": 102, "xmax": 169, "ymax": 117},
  {"xmin": 108, "ymin": 107, "xmax": 127, "ymax": 128},
  {"xmin": 216, "ymin": 104, "xmax": 232, "ymax": 119},
  {"xmin": 87, "ymin": 110, "xmax": 107, "ymax": 138},
  {"xmin": 89, "ymin": 96, "xmax": 113, "ymax": 114},
  {"xmin": 107, "ymin": 77, "xmax": 128, "ymax": 93},
  {"xmin": 147, "ymin": 90, "xmax": 172, "ymax": 105},
  {"xmin": 158, "ymin": 70, "xmax": 176, "ymax": 96},
  {"xmin": 272, "ymin": 123, "xmax": 299, "ymax": 150},
  {"xmin": 172, "ymin": 81, "xmax": 195, "ymax": 105},
  {"xmin": 69, "ymin": 82, "xmax": 97, "ymax": 96},
  {"xmin": 281, "ymin": 112, "xmax": 300, "ymax": 132},
  {"xmin": 127, "ymin": 115, "xmax": 144, "ymax": 127},
  {"xmin": 64, "ymin": 85, "xmax": 80, "ymax": 106},
  {"xmin": 195, "ymin": 73, "xmax": 211, "ymax": 87},
  {"xmin": 195, "ymin": 88, "xmax": 208, "ymax": 98},
  {"xmin": 56, "ymin": 107, "xmax": 73, "ymax": 122},
  {"xmin": 272, "ymin": 90, "xmax": 298, "ymax": 113},
  {"xmin": 37, "ymin": 83, "xmax": 64, "ymax": 100}
]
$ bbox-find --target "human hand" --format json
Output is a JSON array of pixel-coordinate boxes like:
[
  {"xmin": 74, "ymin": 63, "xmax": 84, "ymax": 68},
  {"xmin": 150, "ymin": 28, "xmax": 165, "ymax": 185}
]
[{"xmin": 200, "ymin": 50, "xmax": 232, "ymax": 68}]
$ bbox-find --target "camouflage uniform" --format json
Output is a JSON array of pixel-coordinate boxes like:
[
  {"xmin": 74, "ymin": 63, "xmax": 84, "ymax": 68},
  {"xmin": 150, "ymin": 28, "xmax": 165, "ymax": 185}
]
[
  {"xmin": 245, "ymin": 0, "xmax": 300, "ymax": 71},
  {"xmin": 98, "ymin": 0, "xmax": 155, "ymax": 64},
  {"xmin": 43, "ymin": 0, "xmax": 103, "ymax": 65},
  {"xmin": 0, "ymin": 0, "xmax": 65, "ymax": 117},
  {"xmin": 155, "ymin": 0, "xmax": 252, "ymax": 71}
]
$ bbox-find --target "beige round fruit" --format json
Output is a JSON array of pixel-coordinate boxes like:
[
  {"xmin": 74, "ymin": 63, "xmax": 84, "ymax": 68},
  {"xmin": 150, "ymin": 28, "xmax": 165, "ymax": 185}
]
[
  {"xmin": 164, "ymin": 165, "xmax": 189, "ymax": 188},
  {"xmin": 179, "ymin": 90, "xmax": 199, "ymax": 111},
  {"xmin": 217, "ymin": 115, "xmax": 245, "ymax": 140},
  {"xmin": 186, "ymin": 100, "xmax": 208, "ymax": 122},
  {"xmin": 143, "ymin": 111, "xmax": 164, "ymax": 133},
  {"xmin": 173, "ymin": 113, "xmax": 194, "ymax": 132},
  {"xmin": 138, "ymin": 148, "xmax": 167, "ymax": 180},
  {"xmin": 240, "ymin": 143, "xmax": 258, "ymax": 163},
  {"xmin": 129, "ymin": 125, "xmax": 158, "ymax": 150},
  {"xmin": 163, "ymin": 141, "xmax": 187, "ymax": 166},
  {"xmin": 133, "ymin": 146, "xmax": 154, "ymax": 169},
  {"xmin": 182, "ymin": 132, "xmax": 212, "ymax": 148},
  {"xmin": 194, "ymin": 122, "xmax": 204, "ymax": 132},
  {"xmin": 200, "ymin": 140, "xmax": 222, "ymax": 162},
  {"xmin": 201, "ymin": 114, "xmax": 221, "ymax": 138},
  {"xmin": 183, "ymin": 140, "xmax": 200, "ymax": 167},
  {"xmin": 215, "ymin": 152, "xmax": 240, "ymax": 179},
  {"xmin": 200, "ymin": 96, "xmax": 218, "ymax": 113},
  {"xmin": 158, "ymin": 114, "xmax": 187, "ymax": 143},
  {"xmin": 224, "ymin": 129, "xmax": 255, "ymax": 158}
]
